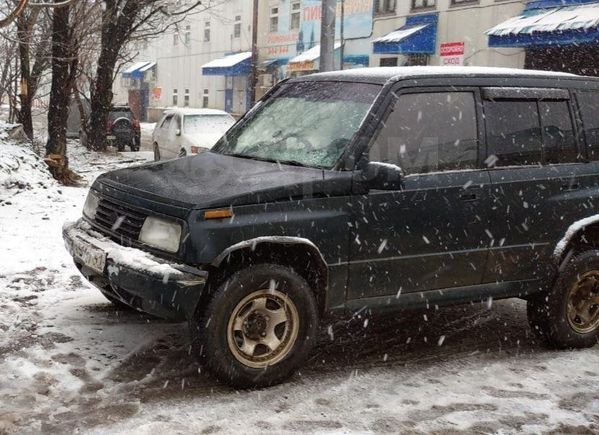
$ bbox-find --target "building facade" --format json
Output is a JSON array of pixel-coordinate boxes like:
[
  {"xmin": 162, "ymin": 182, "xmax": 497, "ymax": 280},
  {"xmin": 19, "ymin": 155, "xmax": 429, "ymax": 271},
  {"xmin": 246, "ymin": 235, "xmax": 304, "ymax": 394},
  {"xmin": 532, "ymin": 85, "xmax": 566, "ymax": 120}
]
[
  {"xmin": 113, "ymin": 0, "xmax": 253, "ymax": 120},
  {"xmin": 120, "ymin": 0, "xmax": 597, "ymax": 120}
]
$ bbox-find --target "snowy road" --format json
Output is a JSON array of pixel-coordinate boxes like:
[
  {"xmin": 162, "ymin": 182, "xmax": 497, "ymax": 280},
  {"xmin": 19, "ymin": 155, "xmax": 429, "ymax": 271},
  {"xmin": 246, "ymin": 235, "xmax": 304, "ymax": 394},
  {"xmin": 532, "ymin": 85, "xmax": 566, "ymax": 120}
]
[{"xmin": 1, "ymin": 141, "xmax": 599, "ymax": 434}]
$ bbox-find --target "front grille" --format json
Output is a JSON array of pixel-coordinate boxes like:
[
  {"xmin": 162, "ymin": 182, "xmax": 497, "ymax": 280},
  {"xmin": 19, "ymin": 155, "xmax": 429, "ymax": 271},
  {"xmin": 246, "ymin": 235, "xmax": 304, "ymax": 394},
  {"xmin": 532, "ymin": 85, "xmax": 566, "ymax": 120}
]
[{"xmin": 93, "ymin": 196, "xmax": 147, "ymax": 241}]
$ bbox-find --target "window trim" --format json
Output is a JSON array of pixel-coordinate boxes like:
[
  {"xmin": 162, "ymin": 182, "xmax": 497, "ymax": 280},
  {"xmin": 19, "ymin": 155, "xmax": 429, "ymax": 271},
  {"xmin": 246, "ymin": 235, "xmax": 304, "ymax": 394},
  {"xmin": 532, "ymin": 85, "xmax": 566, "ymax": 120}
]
[{"xmin": 366, "ymin": 86, "xmax": 485, "ymax": 175}]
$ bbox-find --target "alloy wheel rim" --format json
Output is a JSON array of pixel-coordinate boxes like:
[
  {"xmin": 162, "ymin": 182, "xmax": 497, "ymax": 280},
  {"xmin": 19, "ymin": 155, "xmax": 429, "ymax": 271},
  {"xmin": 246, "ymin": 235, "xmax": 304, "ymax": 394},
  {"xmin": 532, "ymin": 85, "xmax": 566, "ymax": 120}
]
[
  {"xmin": 566, "ymin": 271, "xmax": 599, "ymax": 334},
  {"xmin": 227, "ymin": 288, "xmax": 299, "ymax": 369}
]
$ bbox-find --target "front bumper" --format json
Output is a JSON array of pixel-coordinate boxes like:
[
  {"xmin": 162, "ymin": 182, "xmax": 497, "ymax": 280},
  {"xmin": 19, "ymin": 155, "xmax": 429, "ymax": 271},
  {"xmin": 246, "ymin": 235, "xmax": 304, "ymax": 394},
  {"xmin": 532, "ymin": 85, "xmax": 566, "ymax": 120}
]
[{"xmin": 63, "ymin": 219, "xmax": 207, "ymax": 320}]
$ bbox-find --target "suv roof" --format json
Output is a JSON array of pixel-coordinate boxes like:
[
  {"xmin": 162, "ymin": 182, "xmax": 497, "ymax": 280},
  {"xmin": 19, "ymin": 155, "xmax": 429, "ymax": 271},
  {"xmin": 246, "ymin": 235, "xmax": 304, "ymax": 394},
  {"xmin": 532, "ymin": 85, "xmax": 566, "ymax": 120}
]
[{"xmin": 297, "ymin": 66, "xmax": 588, "ymax": 85}]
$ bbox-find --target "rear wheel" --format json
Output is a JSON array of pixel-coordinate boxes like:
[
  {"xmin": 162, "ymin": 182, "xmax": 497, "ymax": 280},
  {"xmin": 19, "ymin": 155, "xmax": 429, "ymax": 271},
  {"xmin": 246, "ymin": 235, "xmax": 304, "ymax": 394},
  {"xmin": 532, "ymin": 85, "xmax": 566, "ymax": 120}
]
[
  {"xmin": 179, "ymin": 148, "xmax": 187, "ymax": 158},
  {"xmin": 189, "ymin": 264, "xmax": 319, "ymax": 389},
  {"xmin": 528, "ymin": 250, "xmax": 599, "ymax": 348},
  {"xmin": 153, "ymin": 142, "xmax": 161, "ymax": 161}
]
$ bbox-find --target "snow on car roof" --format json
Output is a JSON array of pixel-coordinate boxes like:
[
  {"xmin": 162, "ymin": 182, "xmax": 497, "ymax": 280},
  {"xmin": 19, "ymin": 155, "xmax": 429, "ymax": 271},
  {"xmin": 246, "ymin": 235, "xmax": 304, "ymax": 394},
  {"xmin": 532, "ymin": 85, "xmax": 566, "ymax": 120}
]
[
  {"xmin": 163, "ymin": 108, "xmax": 232, "ymax": 116},
  {"xmin": 301, "ymin": 66, "xmax": 580, "ymax": 84}
]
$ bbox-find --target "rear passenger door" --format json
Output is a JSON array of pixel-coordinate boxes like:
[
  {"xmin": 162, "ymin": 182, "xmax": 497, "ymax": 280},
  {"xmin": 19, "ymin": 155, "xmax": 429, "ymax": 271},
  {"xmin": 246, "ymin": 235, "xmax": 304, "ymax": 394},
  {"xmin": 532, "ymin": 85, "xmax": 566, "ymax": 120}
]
[
  {"xmin": 482, "ymin": 88, "xmax": 584, "ymax": 284},
  {"xmin": 348, "ymin": 88, "xmax": 492, "ymax": 299}
]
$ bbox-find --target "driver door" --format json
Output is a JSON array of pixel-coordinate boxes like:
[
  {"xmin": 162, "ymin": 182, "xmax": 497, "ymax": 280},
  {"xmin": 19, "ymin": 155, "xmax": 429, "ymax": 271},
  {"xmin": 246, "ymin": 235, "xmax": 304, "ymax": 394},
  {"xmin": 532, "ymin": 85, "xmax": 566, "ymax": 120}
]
[{"xmin": 348, "ymin": 88, "xmax": 492, "ymax": 299}]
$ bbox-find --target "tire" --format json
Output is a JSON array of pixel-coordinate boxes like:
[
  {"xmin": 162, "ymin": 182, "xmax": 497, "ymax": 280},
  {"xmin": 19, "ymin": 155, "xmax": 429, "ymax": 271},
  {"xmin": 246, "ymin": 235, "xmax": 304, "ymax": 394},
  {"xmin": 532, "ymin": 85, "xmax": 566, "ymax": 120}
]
[
  {"xmin": 153, "ymin": 143, "xmax": 161, "ymax": 161},
  {"xmin": 179, "ymin": 148, "xmax": 187, "ymax": 158},
  {"xmin": 189, "ymin": 263, "xmax": 319, "ymax": 389},
  {"xmin": 130, "ymin": 139, "xmax": 140, "ymax": 152},
  {"xmin": 116, "ymin": 141, "xmax": 126, "ymax": 152},
  {"xmin": 528, "ymin": 249, "xmax": 599, "ymax": 349}
]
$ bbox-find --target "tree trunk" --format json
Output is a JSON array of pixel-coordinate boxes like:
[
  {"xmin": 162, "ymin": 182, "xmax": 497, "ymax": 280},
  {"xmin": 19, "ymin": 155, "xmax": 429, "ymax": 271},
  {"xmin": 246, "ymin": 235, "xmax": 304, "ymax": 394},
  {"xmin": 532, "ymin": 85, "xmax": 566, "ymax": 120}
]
[
  {"xmin": 17, "ymin": 14, "xmax": 34, "ymax": 140},
  {"xmin": 45, "ymin": 1, "xmax": 79, "ymax": 184},
  {"xmin": 87, "ymin": 44, "xmax": 117, "ymax": 151}
]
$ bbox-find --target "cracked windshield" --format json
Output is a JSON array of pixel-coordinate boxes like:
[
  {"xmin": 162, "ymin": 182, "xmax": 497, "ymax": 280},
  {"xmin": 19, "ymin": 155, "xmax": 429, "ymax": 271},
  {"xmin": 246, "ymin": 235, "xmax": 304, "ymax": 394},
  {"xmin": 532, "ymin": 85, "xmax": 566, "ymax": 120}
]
[{"xmin": 215, "ymin": 81, "xmax": 380, "ymax": 168}]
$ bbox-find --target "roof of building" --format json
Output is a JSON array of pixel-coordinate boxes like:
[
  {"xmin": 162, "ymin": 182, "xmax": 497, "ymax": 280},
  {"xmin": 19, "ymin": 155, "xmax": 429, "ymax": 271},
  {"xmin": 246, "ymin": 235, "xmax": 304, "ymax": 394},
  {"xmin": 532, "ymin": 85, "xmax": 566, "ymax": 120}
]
[{"xmin": 295, "ymin": 66, "xmax": 584, "ymax": 85}]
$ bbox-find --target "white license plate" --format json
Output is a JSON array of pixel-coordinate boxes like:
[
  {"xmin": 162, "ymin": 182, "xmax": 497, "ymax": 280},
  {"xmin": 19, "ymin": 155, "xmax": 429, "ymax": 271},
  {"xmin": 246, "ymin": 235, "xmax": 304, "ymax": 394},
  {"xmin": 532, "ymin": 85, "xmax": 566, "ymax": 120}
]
[
  {"xmin": 107, "ymin": 135, "xmax": 116, "ymax": 140},
  {"xmin": 70, "ymin": 236, "xmax": 107, "ymax": 274}
]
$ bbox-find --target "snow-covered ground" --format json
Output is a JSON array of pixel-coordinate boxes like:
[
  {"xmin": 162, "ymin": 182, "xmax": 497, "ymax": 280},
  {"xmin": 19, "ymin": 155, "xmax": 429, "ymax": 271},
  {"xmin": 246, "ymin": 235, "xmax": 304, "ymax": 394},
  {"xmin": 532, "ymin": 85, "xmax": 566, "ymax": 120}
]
[{"xmin": 1, "ymin": 139, "xmax": 599, "ymax": 434}]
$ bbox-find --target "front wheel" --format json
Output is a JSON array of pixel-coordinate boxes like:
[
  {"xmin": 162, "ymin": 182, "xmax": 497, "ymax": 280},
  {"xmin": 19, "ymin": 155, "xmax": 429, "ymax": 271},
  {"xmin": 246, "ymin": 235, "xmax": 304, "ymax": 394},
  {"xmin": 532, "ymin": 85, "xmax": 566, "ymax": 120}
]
[
  {"xmin": 179, "ymin": 148, "xmax": 187, "ymax": 158},
  {"xmin": 189, "ymin": 264, "xmax": 319, "ymax": 389},
  {"xmin": 528, "ymin": 250, "xmax": 599, "ymax": 349}
]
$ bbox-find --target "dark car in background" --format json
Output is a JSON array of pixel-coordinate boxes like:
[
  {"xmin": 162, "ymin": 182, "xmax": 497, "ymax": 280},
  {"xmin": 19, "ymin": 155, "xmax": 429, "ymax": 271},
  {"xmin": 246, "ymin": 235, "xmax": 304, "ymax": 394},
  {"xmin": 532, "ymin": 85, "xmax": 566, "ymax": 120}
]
[
  {"xmin": 76, "ymin": 105, "xmax": 141, "ymax": 151},
  {"xmin": 64, "ymin": 66, "xmax": 599, "ymax": 389}
]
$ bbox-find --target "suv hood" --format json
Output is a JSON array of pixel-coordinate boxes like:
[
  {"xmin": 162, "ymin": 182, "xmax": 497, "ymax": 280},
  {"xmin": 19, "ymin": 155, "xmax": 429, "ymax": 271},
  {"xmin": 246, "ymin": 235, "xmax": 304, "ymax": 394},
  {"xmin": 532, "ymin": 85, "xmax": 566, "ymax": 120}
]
[{"xmin": 96, "ymin": 152, "xmax": 351, "ymax": 209}]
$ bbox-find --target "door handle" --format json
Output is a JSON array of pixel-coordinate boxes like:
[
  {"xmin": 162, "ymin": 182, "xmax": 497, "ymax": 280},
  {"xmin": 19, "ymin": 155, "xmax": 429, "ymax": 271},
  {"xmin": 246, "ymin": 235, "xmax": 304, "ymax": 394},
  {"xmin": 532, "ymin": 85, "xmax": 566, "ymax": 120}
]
[
  {"xmin": 561, "ymin": 183, "xmax": 580, "ymax": 191},
  {"xmin": 459, "ymin": 192, "xmax": 479, "ymax": 202}
]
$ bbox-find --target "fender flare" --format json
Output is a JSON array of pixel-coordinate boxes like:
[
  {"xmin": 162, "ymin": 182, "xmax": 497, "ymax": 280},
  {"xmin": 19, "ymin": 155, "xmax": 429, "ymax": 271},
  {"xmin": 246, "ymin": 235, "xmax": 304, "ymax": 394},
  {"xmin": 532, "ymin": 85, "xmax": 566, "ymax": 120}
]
[
  {"xmin": 210, "ymin": 236, "xmax": 328, "ymax": 270},
  {"xmin": 553, "ymin": 214, "xmax": 599, "ymax": 263}
]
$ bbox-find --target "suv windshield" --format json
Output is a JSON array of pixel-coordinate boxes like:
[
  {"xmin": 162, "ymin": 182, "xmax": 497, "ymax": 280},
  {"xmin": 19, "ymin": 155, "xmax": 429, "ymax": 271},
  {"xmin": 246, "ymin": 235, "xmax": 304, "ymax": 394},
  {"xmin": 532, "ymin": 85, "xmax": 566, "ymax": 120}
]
[{"xmin": 213, "ymin": 81, "xmax": 381, "ymax": 168}]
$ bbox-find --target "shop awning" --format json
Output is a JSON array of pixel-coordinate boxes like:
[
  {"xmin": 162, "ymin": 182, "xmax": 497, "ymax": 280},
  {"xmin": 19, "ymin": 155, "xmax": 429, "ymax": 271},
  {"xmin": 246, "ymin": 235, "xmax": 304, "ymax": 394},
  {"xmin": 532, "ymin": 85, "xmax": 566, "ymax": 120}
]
[
  {"xmin": 372, "ymin": 13, "xmax": 438, "ymax": 55},
  {"xmin": 487, "ymin": 3, "xmax": 599, "ymax": 48},
  {"xmin": 287, "ymin": 42, "xmax": 342, "ymax": 72},
  {"xmin": 122, "ymin": 61, "xmax": 155, "ymax": 79},
  {"xmin": 202, "ymin": 52, "xmax": 252, "ymax": 76}
]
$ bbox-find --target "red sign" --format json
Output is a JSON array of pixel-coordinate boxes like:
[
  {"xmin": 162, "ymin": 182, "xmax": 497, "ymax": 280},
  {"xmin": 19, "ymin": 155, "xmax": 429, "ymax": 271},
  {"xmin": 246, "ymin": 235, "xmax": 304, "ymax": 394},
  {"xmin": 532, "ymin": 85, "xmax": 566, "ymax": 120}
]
[
  {"xmin": 440, "ymin": 42, "xmax": 465, "ymax": 66},
  {"xmin": 441, "ymin": 42, "xmax": 465, "ymax": 56}
]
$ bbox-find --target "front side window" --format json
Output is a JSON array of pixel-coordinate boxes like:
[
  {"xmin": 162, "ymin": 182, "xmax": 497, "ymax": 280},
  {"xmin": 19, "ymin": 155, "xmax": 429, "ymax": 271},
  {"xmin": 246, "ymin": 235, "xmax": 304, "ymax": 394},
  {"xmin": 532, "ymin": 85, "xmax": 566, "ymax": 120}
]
[
  {"xmin": 369, "ymin": 92, "xmax": 478, "ymax": 174},
  {"xmin": 485, "ymin": 100, "xmax": 542, "ymax": 166},
  {"xmin": 214, "ymin": 81, "xmax": 381, "ymax": 169}
]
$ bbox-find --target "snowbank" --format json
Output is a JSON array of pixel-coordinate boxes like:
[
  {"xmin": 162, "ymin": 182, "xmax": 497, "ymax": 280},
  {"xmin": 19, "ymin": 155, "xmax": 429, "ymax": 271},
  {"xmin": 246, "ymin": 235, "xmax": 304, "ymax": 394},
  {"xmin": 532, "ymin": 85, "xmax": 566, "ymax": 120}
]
[{"xmin": 0, "ymin": 141, "xmax": 55, "ymax": 195}]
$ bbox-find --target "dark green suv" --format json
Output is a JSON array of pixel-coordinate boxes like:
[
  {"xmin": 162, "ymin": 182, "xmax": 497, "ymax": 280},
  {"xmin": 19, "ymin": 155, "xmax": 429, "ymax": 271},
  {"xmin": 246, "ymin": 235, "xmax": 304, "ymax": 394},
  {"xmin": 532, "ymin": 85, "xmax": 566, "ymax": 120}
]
[{"xmin": 64, "ymin": 67, "xmax": 599, "ymax": 388}]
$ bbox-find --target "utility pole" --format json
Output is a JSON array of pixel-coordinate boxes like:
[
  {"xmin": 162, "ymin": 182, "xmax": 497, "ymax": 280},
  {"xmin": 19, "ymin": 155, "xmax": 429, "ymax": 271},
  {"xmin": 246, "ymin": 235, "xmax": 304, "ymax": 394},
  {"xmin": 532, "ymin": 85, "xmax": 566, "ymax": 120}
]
[
  {"xmin": 320, "ymin": 0, "xmax": 337, "ymax": 72},
  {"xmin": 249, "ymin": 0, "xmax": 259, "ymax": 106},
  {"xmin": 340, "ymin": 0, "xmax": 344, "ymax": 70}
]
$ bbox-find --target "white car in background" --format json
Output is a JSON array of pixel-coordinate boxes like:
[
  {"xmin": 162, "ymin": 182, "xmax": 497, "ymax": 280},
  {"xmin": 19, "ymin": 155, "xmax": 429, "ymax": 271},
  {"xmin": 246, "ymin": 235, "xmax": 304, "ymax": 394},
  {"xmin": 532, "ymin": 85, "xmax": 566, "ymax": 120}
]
[{"xmin": 152, "ymin": 108, "xmax": 235, "ymax": 161}]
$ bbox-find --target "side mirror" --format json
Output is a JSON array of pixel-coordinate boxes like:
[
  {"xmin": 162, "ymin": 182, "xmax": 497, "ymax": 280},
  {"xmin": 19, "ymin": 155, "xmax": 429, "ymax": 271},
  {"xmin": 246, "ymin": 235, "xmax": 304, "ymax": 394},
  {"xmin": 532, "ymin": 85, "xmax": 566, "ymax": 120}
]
[
  {"xmin": 175, "ymin": 129, "xmax": 182, "ymax": 136},
  {"xmin": 361, "ymin": 161, "xmax": 404, "ymax": 191}
]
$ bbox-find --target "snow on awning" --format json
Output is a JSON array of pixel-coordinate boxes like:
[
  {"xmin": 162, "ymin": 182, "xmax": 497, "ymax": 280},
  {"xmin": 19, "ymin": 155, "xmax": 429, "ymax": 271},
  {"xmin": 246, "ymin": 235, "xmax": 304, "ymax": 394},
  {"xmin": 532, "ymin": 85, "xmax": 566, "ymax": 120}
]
[
  {"xmin": 372, "ymin": 13, "xmax": 438, "ymax": 55},
  {"xmin": 287, "ymin": 42, "xmax": 341, "ymax": 72},
  {"xmin": 122, "ymin": 61, "xmax": 154, "ymax": 79},
  {"xmin": 372, "ymin": 25, "xmax": 428, "ymax": 44},
  {"xmin": 138, "ymin": 61, "xmax": 156, "ymax": 73},
  {"xmin": 202, "ymin": 52, "xmax": 252, "ymax": 76},
  {"xmin": 487, "ymin": 3, "xmax": 599, "ymax": 48}
]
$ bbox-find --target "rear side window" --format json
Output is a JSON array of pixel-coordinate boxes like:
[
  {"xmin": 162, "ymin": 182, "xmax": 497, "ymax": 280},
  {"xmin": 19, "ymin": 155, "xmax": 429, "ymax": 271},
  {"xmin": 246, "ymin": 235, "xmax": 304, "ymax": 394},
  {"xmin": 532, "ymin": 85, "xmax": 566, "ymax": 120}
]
[
  {"xmin": 369, "ymin": 92, "xmax": 478, "ymax": 174},
  {"xmin": 485, "ymin": 101, "xmax": 542, "ymax": 166},
  {"xmin": 485, "ymin": 97, "xmax": 578, "ymax": 166},
  {"xmin": 540, "ymin": 101, "xmax": 577, "ymax": 164},
  {"xmin": 577, "ymin": 91, "xmax": 599, "ymax": 160}
]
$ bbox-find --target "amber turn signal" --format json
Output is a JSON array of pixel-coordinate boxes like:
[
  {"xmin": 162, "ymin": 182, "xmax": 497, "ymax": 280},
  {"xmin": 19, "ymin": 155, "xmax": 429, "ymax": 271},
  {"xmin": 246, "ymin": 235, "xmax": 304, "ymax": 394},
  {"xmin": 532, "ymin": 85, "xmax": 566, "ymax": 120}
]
[{"xmin": 204, "ymin": 209, "xmax": 233, "ymax": 220}]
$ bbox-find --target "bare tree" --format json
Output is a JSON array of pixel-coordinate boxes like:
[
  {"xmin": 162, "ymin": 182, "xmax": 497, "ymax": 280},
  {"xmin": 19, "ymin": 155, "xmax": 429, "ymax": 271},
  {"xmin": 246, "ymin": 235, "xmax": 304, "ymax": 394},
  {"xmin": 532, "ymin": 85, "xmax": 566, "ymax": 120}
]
[
  {"xmin": 15, "ymin": 2, "xmax": 51, "ymax": 139},
  {"xmin": 87, "ymin": 0, "xmax": 204, "ymax": 151}
]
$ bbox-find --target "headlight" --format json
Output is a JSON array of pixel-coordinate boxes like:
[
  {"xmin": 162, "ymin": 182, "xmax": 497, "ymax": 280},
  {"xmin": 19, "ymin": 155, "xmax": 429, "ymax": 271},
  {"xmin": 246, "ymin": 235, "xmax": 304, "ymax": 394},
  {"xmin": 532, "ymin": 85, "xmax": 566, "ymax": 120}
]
[
  {"xmin": 83, "ymin": 191, "xmax": 100, "ymax": 220},
  {"xmin": 139, "ymin": 216, "xmax": 182, "ymax": 253}
]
